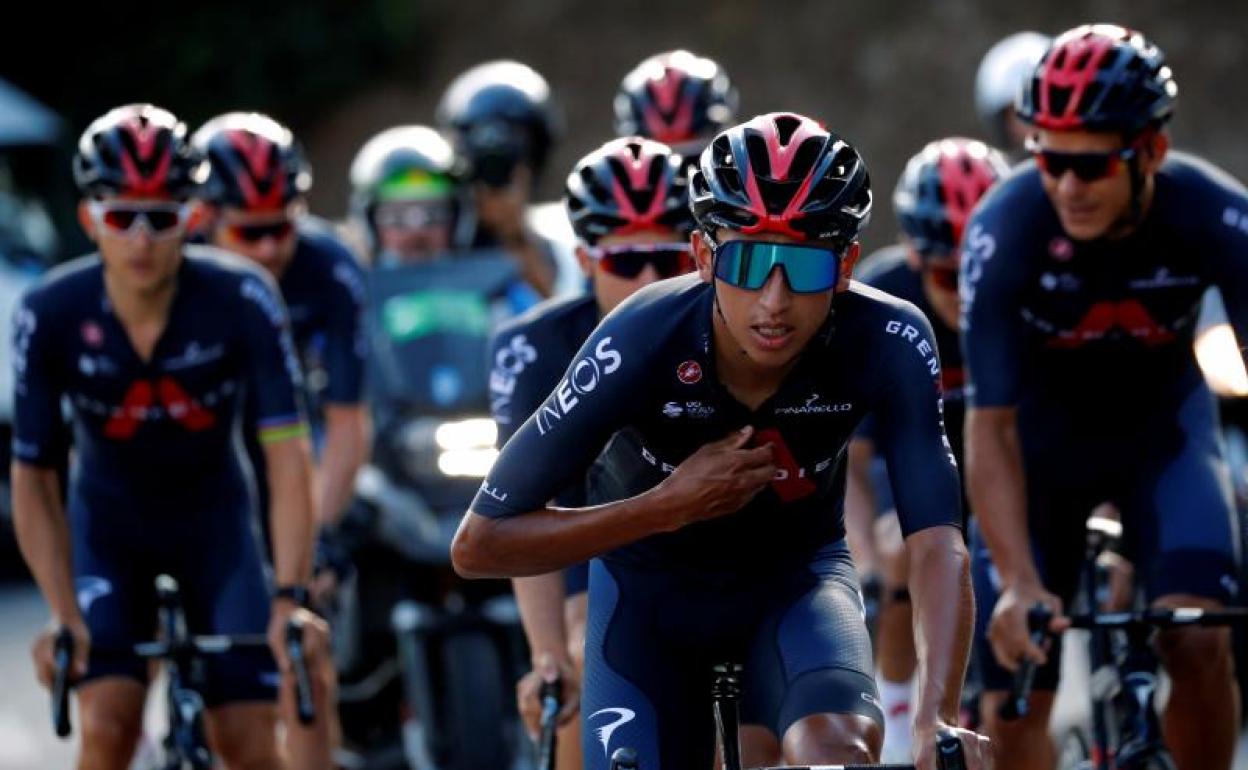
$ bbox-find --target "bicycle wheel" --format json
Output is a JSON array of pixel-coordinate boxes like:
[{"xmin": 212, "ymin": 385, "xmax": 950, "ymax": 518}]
[{"xmin": 438, "ymin": 629, "xmax": 513, "ymax": 770}]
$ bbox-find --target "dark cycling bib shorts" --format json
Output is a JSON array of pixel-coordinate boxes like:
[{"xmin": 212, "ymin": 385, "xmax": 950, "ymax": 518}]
[
  {"xmin": 961, "ymin": 154, "xmax": 1246, "ymax": 691},
  {"xmin": 12, "ymin": 247, "xmax": 308, "ymax": 705},
  {"xmin": 473, "ymin": 274, "xmax": 963, "ymax": 769}
]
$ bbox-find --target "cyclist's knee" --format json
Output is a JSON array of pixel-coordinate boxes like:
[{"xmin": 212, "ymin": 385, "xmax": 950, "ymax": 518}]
[
  {"xmin": 979, "ymin": 690, "xmax": 1054, "ymax": 742},
  {"xmin": 207, "ymin": 702, "xmax": 281, "ymax": 769},
  {"xmin": 781, "ymin": 713, "xmax": 880, "ymax": 765},
  {"xmin": 1156, "ymin": 624, "xmax": 1233, "ymax": 680},
  {"xmin": 78, "ymin": 680, "xmax": 145, "ymax": 762}
]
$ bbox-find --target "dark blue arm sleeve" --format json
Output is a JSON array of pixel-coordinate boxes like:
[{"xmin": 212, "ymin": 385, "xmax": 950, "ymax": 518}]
[
  {"xmin": 874, "ymin": 312, "xmax": 963, "ymax": 536},
  {"xmin": 11, "ymin": 290, "xmax": 65, "ymax": 467},
  {"xmin": 324, "ymin": 258, "xmax": 367, "ymax": 405},
  {"xmin": 1198, "ymin": 168, "xmax": 1248, "ymax": 356},
  {"xmin": 959, "ymin": 209, "xmax": 1029, "ymax": 408},
  {"xmin": 472, "ymin": 315, "xmax": 648, "ymax": 518},
  {"xmin": 237, "ymin": 274, "xmax": 308, "ymax": 441}
]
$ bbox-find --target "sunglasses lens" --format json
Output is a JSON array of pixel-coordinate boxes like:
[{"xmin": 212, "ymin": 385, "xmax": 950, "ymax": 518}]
[
  {"xmin": 596, "ymin": 245, "xmax": 694, "ymax": 280},
  {"xmin": 232, "ymin": 221, "xmax": 293, "ymax": 243},
  {"xmin": 101, "ymin": 209, "xmax": 140, "ymax": 230},
  {"xmin": 713, "ymin": 241, "xmax": 840, "ymax": 293},
  {"xmin": 144, "ymin": 210, "xmax": 182, "ymax": 232},
  {"xmin": 1038, "ymin": 150, "xmax": 1117, "ymax": 182}
]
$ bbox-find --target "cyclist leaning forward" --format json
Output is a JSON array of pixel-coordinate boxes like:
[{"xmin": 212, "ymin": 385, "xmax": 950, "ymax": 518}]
[
  {"xmin": 962, "ymin": 24, "xmax": 1246, "ymax": 770},
  {"xmin": 13, "ymin": 104, "xmax": 320, "ymax": 770},
  {"xmin": 454, "ymin": 112, "xmax": 991, "ymax": 770}
]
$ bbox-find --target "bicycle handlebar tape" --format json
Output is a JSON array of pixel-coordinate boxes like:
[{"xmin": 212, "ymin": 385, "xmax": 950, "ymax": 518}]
[
  {"xmin": 609, "ymin": 747, "xmax": 638, "ymax": 770},
  {"xmin": 998, "ymin": 603, "xmax": 1052, "ymax": 721},
  {"xmin": 286, "ymin": 619, "xmax": 316, "ymax": 725},
  {"xmin": 936, "ymin": 727, "xmax": 968, "ymax": 770},
  {"xmin": 537, "ymin": 678, "xmax": 562, "ymax": 770},
  {"xmin": 52, "ymin": 628, "xmax": 74, "ymax": 738}
]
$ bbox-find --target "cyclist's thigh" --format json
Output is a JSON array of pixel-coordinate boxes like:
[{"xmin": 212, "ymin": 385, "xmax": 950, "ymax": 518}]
[
  {"xmin": 1119, "ymin": 392, "xmax": 1241, "ymax": 605},
  {"xmin": 970, "ymin": 481, "xmax": 1089, "ymax": 694},
  {"xmin": 68, "ymin": 497, "xmax": 155, "ymax": 686},
  {"xmin": 744, "ymin": 541, "xmax": 882, "ymax": 738},
  {"xmin": 581, "ymin": 558, "xmax": 711, "ymax": 770},
  {"xmin": 175, "ymin": 506, "xmax": 278, "ymax": 708},
  {"xmin": 204, "ymin": 701, "xmax": 281, "ymax": 765}
]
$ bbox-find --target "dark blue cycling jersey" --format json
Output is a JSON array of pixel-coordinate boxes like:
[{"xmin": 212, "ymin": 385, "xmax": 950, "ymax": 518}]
[
  {"xmin": 856, "ymin": 245, "xmax": 966, "ymax": 469},
  {"xmin": 473, "ymin": 271, "xmax": 961, "ymax": 574},
  {"xmin": 473, "ymin": 273, "xmax": 961, "ymax": 768},
  {"xmin": 12, "ymin": 245, "xmax": 307, "ymax": 702},
  {"xmin": 244, "ymin": 220, "xmax": 365, "ymax": 528},
  {"xmin": 961, "ymin": 152, "xmax": 1247, "ymax": 690}
]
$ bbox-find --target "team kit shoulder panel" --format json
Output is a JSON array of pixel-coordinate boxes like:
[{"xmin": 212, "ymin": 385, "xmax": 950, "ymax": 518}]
[{"xmin": 475, "ymin": 274, "xmax": 961, "ymax": 575}]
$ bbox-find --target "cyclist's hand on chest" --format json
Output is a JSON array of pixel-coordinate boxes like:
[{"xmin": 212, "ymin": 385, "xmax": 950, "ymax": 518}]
[{"xmin": 654, "ymin": 426, "xmax": 776, "ymax": 529}]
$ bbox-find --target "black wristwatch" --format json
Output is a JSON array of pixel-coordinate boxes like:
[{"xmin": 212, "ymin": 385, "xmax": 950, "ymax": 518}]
[{"xmin": 274, "ymin": 584, "xmax": 310, "ymax": 607}]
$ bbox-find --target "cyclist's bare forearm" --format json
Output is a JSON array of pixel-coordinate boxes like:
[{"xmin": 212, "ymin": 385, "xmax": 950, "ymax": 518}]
[
  {"xmin": 265, "ymin": 437, "xmax": 318, "ymax": 585},
  {"xmin": 453, "ymin": 492, "xmax": 677, "ymax": 579},
  {"xmin": 965, "ymin": 407, "xmax": 1039, "ymax": 587},
  {"xmin": 317, "ymin": 405, "xmax": 370, "ymax": 527},
  {"xmin": 12, "ymin": 462, "xmax": 80, "ymax": 623},
  {"xmin": 513, "ymin": 571, "xmax": 570, "ymax": 662},
  {"xmin": 907, "ymin": 524, "xmax": 974, "ymax": 724}
]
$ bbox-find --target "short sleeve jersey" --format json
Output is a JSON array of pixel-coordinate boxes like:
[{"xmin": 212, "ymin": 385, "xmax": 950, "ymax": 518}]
[
  {"xmin": 12, "ymin": 246, "xmax": 306, "ymax": 507},
  {"xmin": 472, "ymin": 274, "xmax": 962, "ymax": 576}
]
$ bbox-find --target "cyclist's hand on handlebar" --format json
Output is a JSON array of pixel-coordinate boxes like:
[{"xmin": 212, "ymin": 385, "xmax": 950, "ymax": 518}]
[
  {"xmin": 654, "ymin": 426, "xmax": 776, "ymax": 529},
  {"xmin": 32, "ymin": 619, "xmax": 89, "ymax": 688},
  {"xmin": 914, "ymin": 722, "xmax": 992, "ymax": 770},
  {"xmin": 988, "ymin": 580, "xmax": 1067, "ymax": 672},
  {"xmin": 517, "ymin": 652, "xmax": 579, "ymax": 740}
]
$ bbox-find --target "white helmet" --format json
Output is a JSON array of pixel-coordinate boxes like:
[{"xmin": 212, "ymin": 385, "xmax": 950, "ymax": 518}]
[{"xmin": 974, "ymin": 31, "xmax": 1051, "ymax": 141}]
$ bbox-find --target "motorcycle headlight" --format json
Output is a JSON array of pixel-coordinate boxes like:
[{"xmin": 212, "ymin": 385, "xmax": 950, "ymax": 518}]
[{"xmin": 434, "ymin": 418, "xmax": 498, "ymax": 478}]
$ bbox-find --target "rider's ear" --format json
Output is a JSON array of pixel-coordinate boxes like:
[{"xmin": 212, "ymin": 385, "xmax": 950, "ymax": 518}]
[
  {"xmin": 1139, "ymin": 130, "xmax": 1169, "ymax": 174},
  {"xmin": 77, "ymin": 200, "xmax": 97, "ymax": 242},
  {"xmin": 837, "ymin": 242, "xmax": 861, "ymax": 292},
  {"xmin": 692, "ymin": 230, "xmax": 715, "ymax": 284},
  {"xmin": 574, "ymin": 244, "xmax": 593, "ymax": 278}
]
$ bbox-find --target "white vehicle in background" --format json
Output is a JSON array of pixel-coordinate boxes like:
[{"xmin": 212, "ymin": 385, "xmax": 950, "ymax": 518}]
[{"xmin": 0, "ymin": 80, "xmax": 83, "ymax": 575}]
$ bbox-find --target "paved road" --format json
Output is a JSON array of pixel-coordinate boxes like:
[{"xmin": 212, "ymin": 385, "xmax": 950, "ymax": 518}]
[{"xmin": 1, "ymin": 582, "xmax": 1245, "ymax": 768}]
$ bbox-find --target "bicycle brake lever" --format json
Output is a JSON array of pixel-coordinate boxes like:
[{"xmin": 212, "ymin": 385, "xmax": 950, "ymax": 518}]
[
  {"xmin": 935, "ymin": 727, "xmax": 967, "ymax": 770},
  {"xmin": 51, "ymin": 627, "xmax": 74, "ymax": 738}
]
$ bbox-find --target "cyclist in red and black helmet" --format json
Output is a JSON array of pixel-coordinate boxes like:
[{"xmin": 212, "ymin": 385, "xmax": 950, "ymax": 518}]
[
  {"xmin": 193, "ymin": 111, "xmax": 363, "ymax": 769},
  {"xmin": 964, "ymin": 24, "xmax": 1248, "ymax": 770},
  {"xmin": 455, "ymin": 113, "xmax": 989, "ymax": 770},
  {"xmin": 614, "ymin": 49, "xmax": 738, "ymax": 168},
  {"xmin": 18, "ymin": 103, "xmax": 320, "ymax": 768},
  {"xmin": 847, "ymin": 137, "xmax": 1008, "ymax": 762},
  {"xmin": 497, "ymin": 135, "xmax": 696, "ymax": 770}
]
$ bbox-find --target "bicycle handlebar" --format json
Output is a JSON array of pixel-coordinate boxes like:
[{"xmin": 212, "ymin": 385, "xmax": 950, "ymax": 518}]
[
  {"xmin": 286, "ymin": 617, "xmax": 316, "ymax": 726},
  {"xmin": 536, "ymin": 677, "xmax": 562, "ymax": 770},
  {"xmin": 51, "ymin": 628, "xmax": 73, "ymax": 738}
]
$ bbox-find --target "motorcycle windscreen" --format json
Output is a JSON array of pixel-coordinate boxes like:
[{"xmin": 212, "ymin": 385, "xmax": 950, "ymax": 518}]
[{"xmin": 364, "ymin": 251, "xmax": 522, "ymax": 415}]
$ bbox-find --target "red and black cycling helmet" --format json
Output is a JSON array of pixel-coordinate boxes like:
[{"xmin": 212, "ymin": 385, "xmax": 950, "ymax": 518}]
[
  {"xmin": 565, "ymin": 137, "xmax": 694, "ymax": 245},
  {"xmin": 893, "ymin": 137, "xmax": 1009, "ymax": 259},
  {"xmin": 613, "ymin": 50, "xmax": 738, "ymax": 146},
  {"xmin": 73, "ymin": 104, "xmax": 204, "ymax": 199},
  {"xmin": 689, "ymin": 112, "xmax": 871, "ymax": 245},
  {"xmin": 191, "ymin": 112, "xmax": 312, "ymax": 212},
  {"xmin": 1017, "ymin": 24, "xmax": 1177, "ymax": 135}
]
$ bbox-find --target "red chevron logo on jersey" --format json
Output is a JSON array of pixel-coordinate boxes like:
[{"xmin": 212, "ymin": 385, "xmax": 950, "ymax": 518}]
[
  {"xmin": 104, "ymin": 377, "xmax": 218, "ymax": 439},
  {"xmin": 753, "ymin": 427, "xmax": 817, "ymax": 502},
  {"xmin": 1046, "ymin": 299, "xmax": 1176, "ymax": 348}
]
